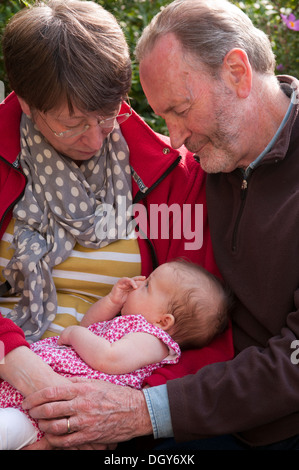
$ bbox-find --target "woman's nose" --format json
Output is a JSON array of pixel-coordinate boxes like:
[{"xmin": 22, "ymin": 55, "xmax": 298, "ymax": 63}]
[{"xmin": 81, "ymin": 123, "xmax": 109, "ymax": 149}]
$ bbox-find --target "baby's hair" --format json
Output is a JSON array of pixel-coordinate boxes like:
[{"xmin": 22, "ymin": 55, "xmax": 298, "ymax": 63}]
[{"xmin": 166, "ymin": 259, "xmax": 231, "ymax": 350}]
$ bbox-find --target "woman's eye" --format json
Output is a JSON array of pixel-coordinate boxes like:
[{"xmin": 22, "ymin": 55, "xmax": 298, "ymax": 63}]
[{"xmin": 65, "ymin": 124, "xmax": 82, "ymax": 130}]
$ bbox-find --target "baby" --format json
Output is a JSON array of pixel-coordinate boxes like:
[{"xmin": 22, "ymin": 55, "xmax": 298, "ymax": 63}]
[{"xmin": 0, "ymin": 259, "xmax": 230, "ymax": 449}]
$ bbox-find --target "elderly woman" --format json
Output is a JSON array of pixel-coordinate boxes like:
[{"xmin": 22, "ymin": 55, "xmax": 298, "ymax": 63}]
[{"xmin": 0, "ymin": 0, "xmax": 232, "ymax": 449}]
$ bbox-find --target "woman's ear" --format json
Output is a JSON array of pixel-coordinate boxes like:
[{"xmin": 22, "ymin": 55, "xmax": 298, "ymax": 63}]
[
  {"xmin": 221, "ymin": 48, "xmax": 252, "ymax": 99},
  {"xmin": 17, "ymin": 96, "xmax": 31, "ymax": 116}
]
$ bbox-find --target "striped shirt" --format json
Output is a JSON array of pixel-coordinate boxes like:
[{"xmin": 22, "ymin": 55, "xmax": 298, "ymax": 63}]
[{"xmin": 0, "ymin": 219, "xmax": 141, "ymax": 338}]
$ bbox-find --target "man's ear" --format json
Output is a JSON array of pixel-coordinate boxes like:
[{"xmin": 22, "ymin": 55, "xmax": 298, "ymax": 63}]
[
  {"xmin": 157, "ymin": 313, "xmax": 175, "ymax": 331},
  {"xmin": 221, "ymin": 48, "xmax": 252, "ymax": 99},
  {"xmin": 17, "ymin": 96, "xmax": 31, "ymax": 116}
]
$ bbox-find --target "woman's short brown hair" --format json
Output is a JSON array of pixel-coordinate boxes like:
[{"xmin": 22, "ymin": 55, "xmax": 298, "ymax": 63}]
[{"xmin": 3, "ymin": 0, "xmax": 132, "ymax": 114}]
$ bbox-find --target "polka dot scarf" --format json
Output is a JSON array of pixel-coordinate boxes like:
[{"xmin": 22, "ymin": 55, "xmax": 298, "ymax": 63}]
[{"xmin": 4, "ymin": 113, "xmax": 132, "ymax": 342}]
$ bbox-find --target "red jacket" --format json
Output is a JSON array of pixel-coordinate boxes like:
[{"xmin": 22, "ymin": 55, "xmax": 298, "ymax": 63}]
[{"xmin": 0, "ymin": 93, "xmax": 233, "ymax": 380}]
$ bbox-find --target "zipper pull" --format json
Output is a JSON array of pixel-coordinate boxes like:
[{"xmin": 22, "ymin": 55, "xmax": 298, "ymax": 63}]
[
  {"xmin": 241, "ymin": 179, "xmax": 247, "ymax": 190},
  {"xmin": 241, "ymin": 178, "xmax": 248, "ymax": 200},
  {"xmin": 12, "ymin": 158, "xmax": 20, "ymax": 168}
]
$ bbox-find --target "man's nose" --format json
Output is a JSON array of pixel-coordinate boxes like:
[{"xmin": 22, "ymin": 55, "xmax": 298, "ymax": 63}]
[{"xmin": 166, "ymin": 118, "xmax": 191, "ymax": 150}]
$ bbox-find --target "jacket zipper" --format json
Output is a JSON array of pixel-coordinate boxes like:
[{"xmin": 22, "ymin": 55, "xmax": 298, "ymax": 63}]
[
  {"xmin": 132, "ymin": 155, "xmax": 182, "ymax": 269},
  {"xmin": 231, "ymin": 172, "xmax": 250, "ymax": 252}
]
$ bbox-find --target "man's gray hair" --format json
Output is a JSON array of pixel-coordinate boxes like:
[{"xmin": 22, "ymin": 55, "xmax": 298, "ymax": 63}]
[{"xmin": 136, "ymin": 0, "xmax": 275, "ymax": 75}]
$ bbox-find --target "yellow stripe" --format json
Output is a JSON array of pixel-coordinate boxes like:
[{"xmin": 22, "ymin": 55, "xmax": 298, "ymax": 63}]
[{"xmin": 0, "ymin": 219, "xmax": 141, "ymax": 338}]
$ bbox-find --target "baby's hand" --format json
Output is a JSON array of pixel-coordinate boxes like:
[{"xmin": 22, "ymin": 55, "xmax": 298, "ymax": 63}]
[
  {"xmin": 109, "ymin": 276, "xmax": 146, "ymax": 307},
  {"xmin": 57, "ymin": 325, "xmax": 80, "ymax": 346}
]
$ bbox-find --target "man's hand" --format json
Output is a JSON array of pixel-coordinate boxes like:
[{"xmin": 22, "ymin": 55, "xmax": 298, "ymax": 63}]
[{"xmin": 22, "ymin": 378, "xmax": 153, "ymax": 449}]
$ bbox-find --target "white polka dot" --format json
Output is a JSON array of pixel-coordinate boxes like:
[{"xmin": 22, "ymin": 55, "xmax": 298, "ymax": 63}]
[
  {"xmin": 56, "ymin": 177, "xmax": 64, "ymax": 187},
  {"xmin": 29, "ymin": 204, "xmax": 39, "ymax": 213},
  {"xmin": 16, "ymin": 209, "xmax": 26, "ymax": 219},
  {"xmin": 73, "ymin": 221, "xmax": 83, "ymax": 228},
  {"xmin": 44, "ymin": 149, "xmax": 52, "ymax": 158},
  {"xmin": 70, "ymin": 228, "xmax": 80, "ymax": 237},
  {"xmin": 116, "ymin": 180, "xmax": 124, "ymax": 190},
  {"xmin": 58, "ymin": 228, "xmax": 65, "ymax": 238},
  {"xmin": 117, "ymin": 151, "xmax": 126, "ymax": 160},
  {"xmin": 71, "ymin": 187, "xmax": 79, "ymax": 197},
  {"xmin": 28, "ymin": 261, "xmax": 36, "ymax": 272},
  {"xmin": 69, "ymin": 203, "xmax": 76, "ymax": 213},
  {"xmin": 35, "ymin": 184, "xmax": 42, "ymax": 194},
  {"xmin": 112, "ymin": 132, "xmax": 120, "ymax": 142},
  {"xmin": 31, "ymin": 303, "xmax": 39, "ymax": 312},
  {"xmin": 80, "ymin": 202, "xmax": 88, "ymax": 212},
  {"xmin": 93, "ymin": 164, "xmax": 100, "ymax": 174},
  {"xmin": 65, "ymin": 241, "xmax": 73, "ymax": 251},
  {"xmin": 28, "ymin": 218, "xmax": 37, "ymax": 226},
  {"xmin": 108, "ymin": 228, "xmax": 117, "ymax": 238},
  {"xmin": 34, "ymin": 135, "xmax": 42, "ymax": 144},
  {"xmin": 45, "ymin": 166, "xmax": 53, "ymax": 175},
  {"xmin": 116, "ymin": 216, "xmax": 123, "ymax": 226}
]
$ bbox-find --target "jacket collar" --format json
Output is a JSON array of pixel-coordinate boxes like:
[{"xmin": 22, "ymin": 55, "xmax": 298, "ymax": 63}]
[
  {"xmin": 243, "ymin": 76, "xmax": 299, "ymax": 180},
  {"xmin": 120, "ymin": 102, "xmax": 184, "ymax": 198},
  {"xmin": 0, "ymin": 92, "xmax": 22, "ymax": 164}
]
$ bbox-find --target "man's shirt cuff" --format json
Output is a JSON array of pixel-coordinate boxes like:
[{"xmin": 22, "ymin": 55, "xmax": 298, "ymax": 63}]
[{"xmin": 143, "ymin": 384, "xmax": 174, "ymax": 439}]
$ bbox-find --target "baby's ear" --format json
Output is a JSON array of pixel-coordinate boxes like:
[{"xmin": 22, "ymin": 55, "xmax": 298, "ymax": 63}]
[{"xmin": 158, "ymin": 313, "xmax": 175, "ymax": 331}]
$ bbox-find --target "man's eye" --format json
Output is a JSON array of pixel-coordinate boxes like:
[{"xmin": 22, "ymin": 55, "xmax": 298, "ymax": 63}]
[{"xmin": 176, "ymin": 108, "xmax": 189, "ymax": 117}]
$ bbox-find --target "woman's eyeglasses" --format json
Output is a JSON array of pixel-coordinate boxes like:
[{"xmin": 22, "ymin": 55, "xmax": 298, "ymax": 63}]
[{"xmin": 38, "ymin": 98, "xmax": 132, "ymax": 139}]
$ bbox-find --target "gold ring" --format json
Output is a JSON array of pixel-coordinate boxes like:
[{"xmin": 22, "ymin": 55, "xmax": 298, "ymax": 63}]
[{"xmin": 67, "ymin": 417, "xmax": 71, "ymax": 434}]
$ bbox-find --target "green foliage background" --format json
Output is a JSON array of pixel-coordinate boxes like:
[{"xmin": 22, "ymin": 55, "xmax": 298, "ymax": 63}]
[{"xmin": 1, "ymin": 0, "xmax": 298, "ymax": 133}]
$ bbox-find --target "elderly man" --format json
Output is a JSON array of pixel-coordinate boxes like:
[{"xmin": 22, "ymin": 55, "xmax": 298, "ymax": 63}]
[{"xmin": 23, "ymin": 0, "xmax": 299, "ymax": 450}]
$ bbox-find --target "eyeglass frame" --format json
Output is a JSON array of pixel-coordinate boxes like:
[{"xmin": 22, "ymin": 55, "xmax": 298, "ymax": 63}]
[{"xmin": 37, "ymin": 97, "xmax": 132, "ymax": 139}]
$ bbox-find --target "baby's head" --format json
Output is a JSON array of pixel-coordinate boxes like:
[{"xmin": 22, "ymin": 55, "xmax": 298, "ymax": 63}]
[
  {"xmin": 164, "ymin": 260, "xmax": 231, "ymax": 350},
  {"xmin": 121, "ymin": 259, "xmax": 231, "ymax": 350}
]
